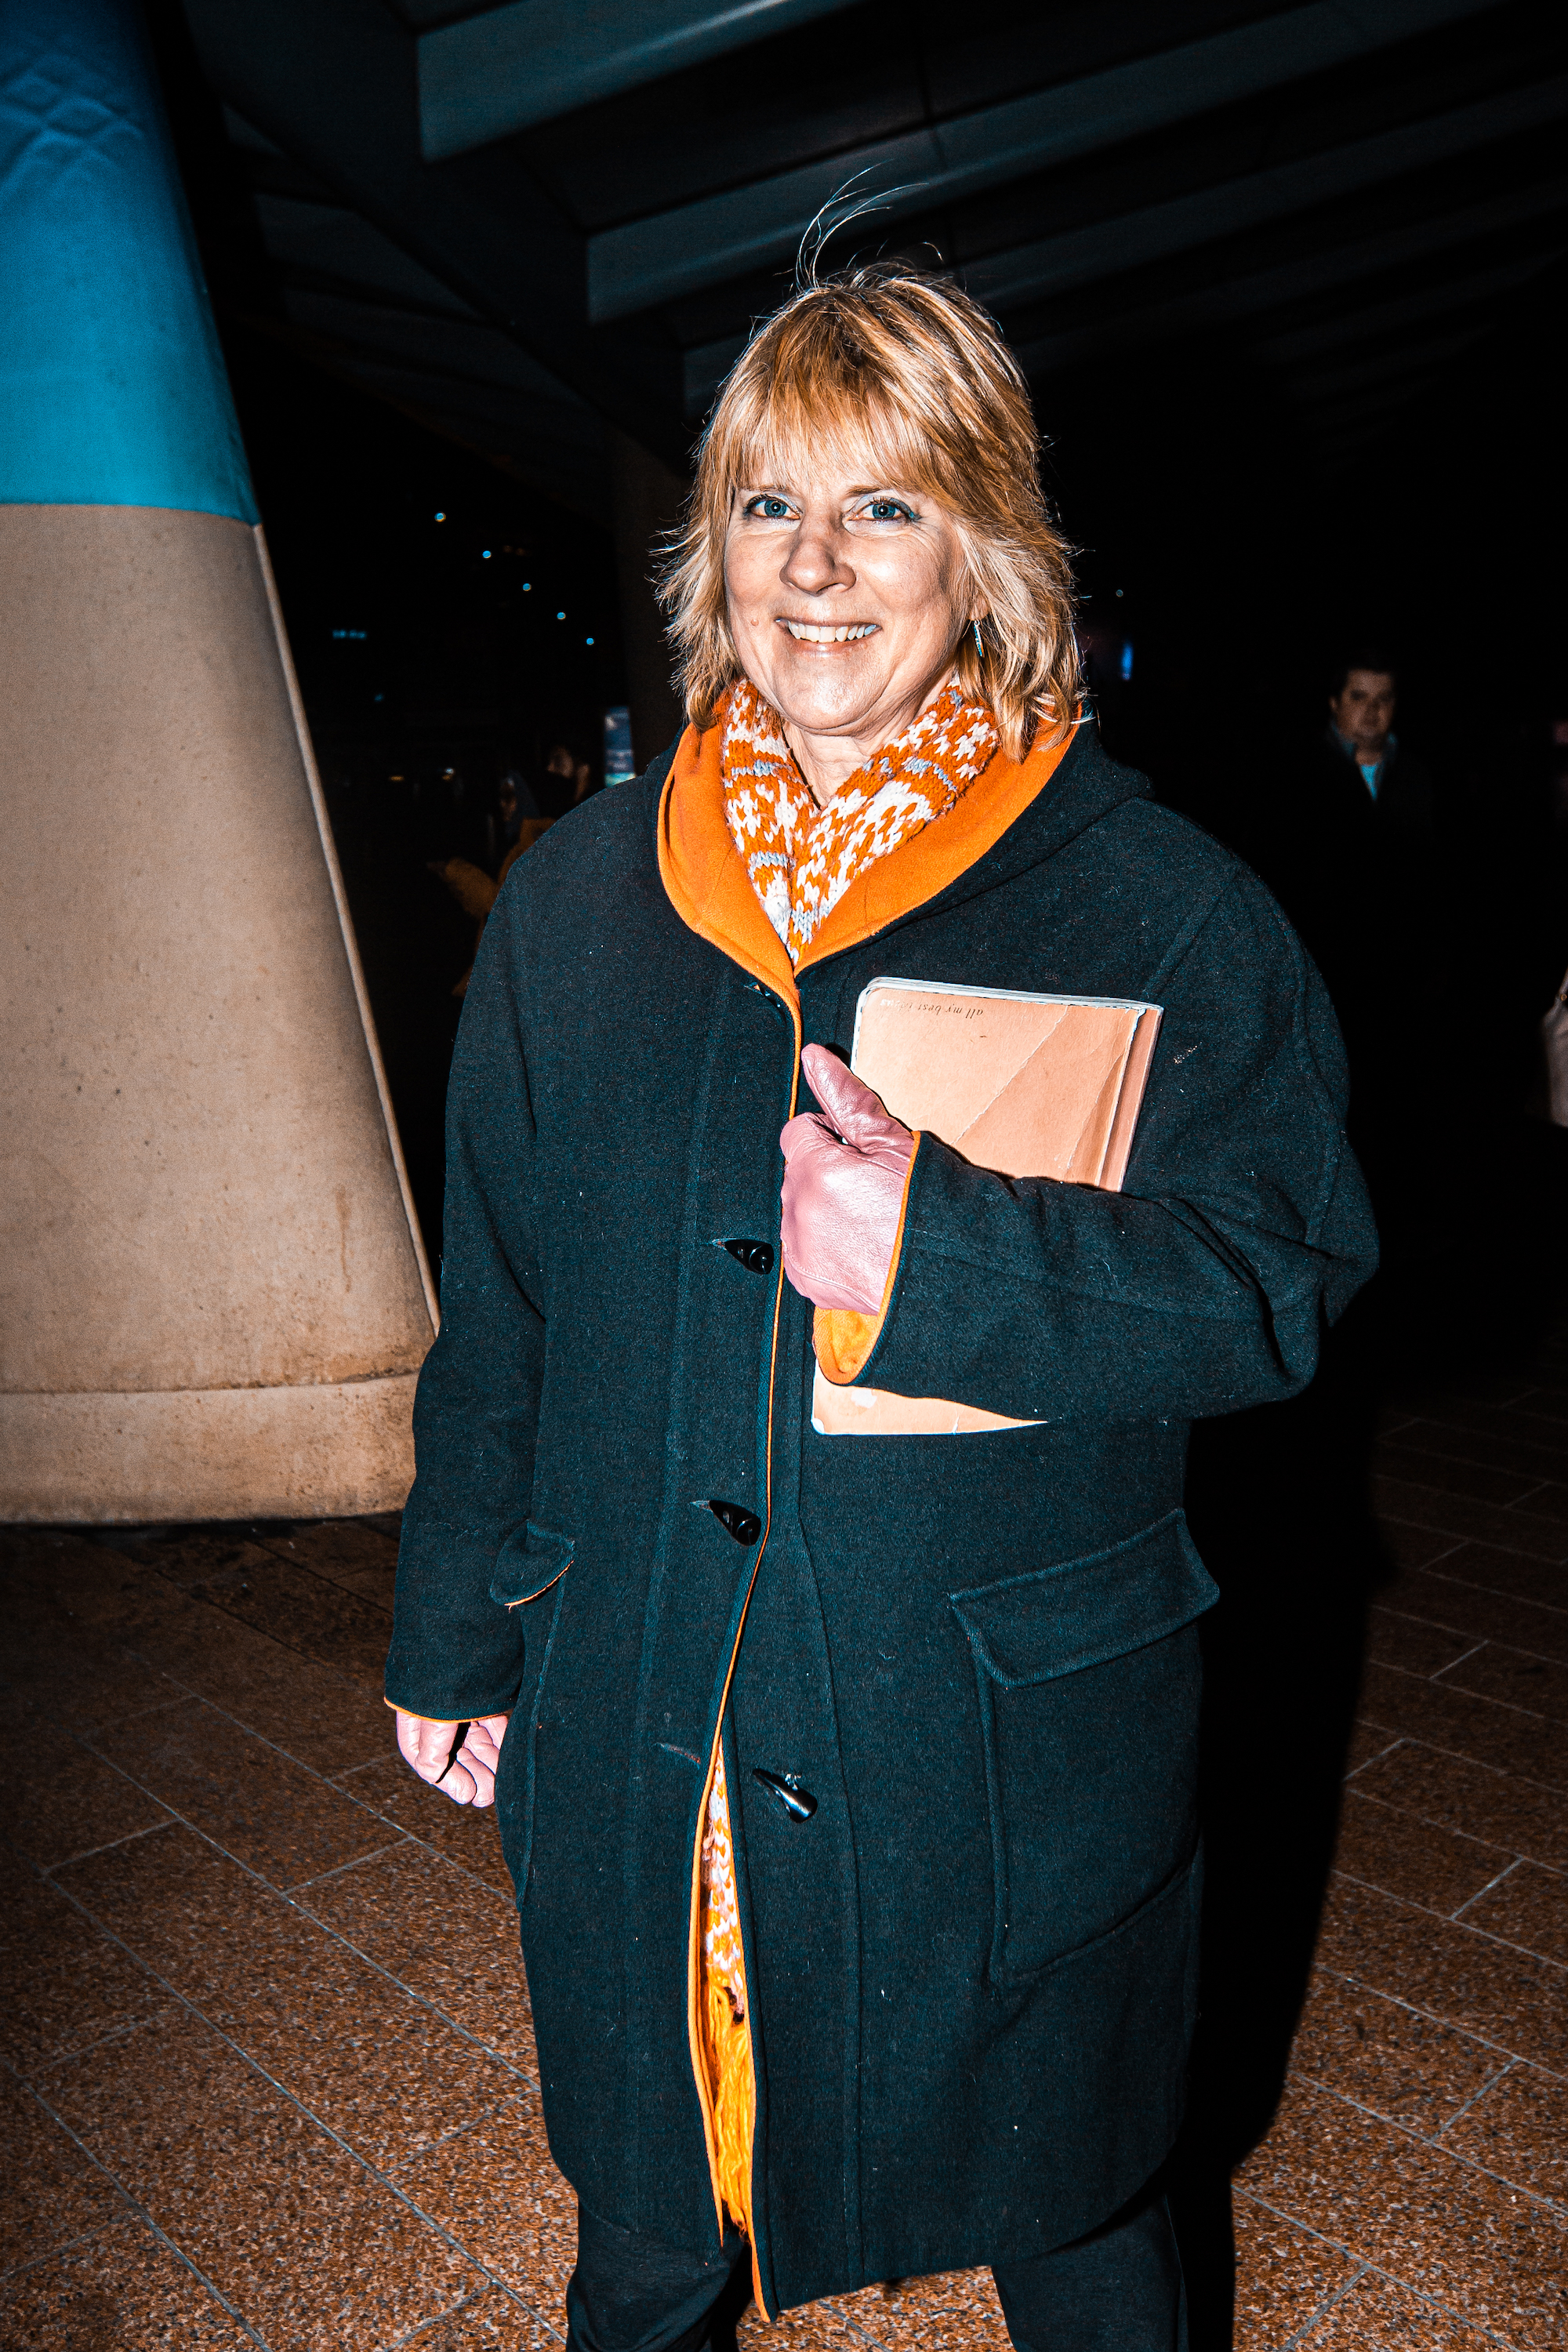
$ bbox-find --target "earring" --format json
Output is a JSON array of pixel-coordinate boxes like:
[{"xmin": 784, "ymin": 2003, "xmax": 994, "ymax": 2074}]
[{"xmin": 972, "ymin": 621, "xmax": 984, "ymax": 659}]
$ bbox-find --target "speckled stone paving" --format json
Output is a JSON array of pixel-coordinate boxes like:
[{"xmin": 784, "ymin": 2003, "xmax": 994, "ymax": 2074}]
[{"xmin": 3, "ymin": 1330, "xmax": 1566, "ymax": 2351}]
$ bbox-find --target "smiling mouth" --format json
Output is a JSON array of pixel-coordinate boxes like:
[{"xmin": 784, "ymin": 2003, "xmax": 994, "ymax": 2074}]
[{"xmin": 777, "ymin": 619, "xmax": 879, "ymax": 644}]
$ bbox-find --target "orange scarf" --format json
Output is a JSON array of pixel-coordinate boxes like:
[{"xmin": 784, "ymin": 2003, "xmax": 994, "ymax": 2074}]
[{"xmin": 720, "ymin": 675, "xmax": 1000, "ymax": 964}]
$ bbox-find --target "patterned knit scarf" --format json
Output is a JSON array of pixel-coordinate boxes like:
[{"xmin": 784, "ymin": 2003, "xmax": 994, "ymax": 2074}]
[{"xmin": 720, "ymin": 674, "xmax": 1000, "ymax": 964}]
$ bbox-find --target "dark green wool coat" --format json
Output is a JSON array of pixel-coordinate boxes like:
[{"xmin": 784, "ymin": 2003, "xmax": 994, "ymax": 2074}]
[{"xmin": 387, "ymin": 720, "xmax": 1377, "ymax": 2314}]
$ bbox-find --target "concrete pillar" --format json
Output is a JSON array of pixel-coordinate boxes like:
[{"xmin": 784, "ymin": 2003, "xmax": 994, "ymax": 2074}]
[
  {"xmin": 0, "ymin": 0, "xmax": 435, "ymax": 1522},
  {"xmin": 607, "ymin": 426, "xmax": 689, "ymax": 773}
]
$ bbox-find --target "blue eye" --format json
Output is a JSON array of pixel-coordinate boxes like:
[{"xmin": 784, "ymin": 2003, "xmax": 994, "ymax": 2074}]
[
  {"xmin": 866, "ymin": 499, "xmax": 913, "ymax": 522},
  {"xmin": 747, "ymin": 495, "xmax": 791, "ymax": 519}
]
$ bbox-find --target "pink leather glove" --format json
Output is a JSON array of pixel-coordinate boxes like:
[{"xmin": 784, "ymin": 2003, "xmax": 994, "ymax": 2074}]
[{"xmin": 779, "ymin": 1044, "xmax": 916, "ymax": 1312}]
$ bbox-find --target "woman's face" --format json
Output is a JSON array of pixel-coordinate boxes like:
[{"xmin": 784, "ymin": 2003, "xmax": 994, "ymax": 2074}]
[{"xmin": 723, "ymin": 445, "xmax": 978, "ymax": 773}]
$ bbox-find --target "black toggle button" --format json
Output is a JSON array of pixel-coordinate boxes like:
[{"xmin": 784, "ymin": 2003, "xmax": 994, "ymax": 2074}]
[
  {"xmin": 720, "ymin": 1237, "xmax": 775, "ymax": 1276},
  {"xmin": 697, "ymin": 1497, "xmax": 761, "ymax": 1546},
  {"xmin": 753, "ymin": 1768, "xmax": 818, "ymax": 1821},
  {"xmin": 744, "ymin": 979, "xmax": 789, "ymax": 1021}
]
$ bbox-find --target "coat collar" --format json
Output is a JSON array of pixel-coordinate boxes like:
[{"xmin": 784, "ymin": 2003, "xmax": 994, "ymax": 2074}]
[{"xmin": 658, "ymin": 704, "xmax": 1119, "ymax": 997}]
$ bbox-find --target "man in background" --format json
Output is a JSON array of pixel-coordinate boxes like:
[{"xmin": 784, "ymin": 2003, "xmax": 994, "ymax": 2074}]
[
  {"xmin": 1243, "ymin": 648, "xmax": 1439, "ymax": 1255},
  {"xmin": 1321, "ymin": 653, "xmax": 1432, "ymax": 848}
]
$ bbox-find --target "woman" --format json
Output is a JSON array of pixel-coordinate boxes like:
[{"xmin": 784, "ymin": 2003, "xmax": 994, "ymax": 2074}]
[{"xmin": 387, "ymin": 265, "xmax": 1376, "ymax": 2352}]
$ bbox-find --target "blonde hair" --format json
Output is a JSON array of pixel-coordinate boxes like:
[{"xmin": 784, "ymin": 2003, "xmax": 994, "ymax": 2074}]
[{"xmin": 659, "ymin": 261, "xmax": 1080, "ymax": 762}]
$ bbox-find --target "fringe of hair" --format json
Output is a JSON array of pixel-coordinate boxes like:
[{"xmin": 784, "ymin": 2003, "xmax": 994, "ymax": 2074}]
[{"xmin": 656, "ymin": 260, "xmax": 1080, "ymax": 764}]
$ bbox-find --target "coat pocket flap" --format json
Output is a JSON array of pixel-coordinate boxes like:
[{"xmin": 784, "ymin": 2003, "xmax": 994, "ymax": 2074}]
[
  {"xmin": 949, "ymin": 1508, "xmax": 1217, "ymax": 1688},
  {"xmin": 489, "ymin": 1520, "xmax": 574, "ymax": 1609}
]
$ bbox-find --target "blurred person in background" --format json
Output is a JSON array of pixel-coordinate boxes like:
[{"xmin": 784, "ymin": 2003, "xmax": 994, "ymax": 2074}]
[
  {"xmin": 430, "ymin": 772, "xmax": 554, "ymax": 995},
  {"xmin": 1323, "ymin": 656, "xmax": 1431, "ymax": 837},
  {"xmin": 496, "ymin": 766, "xmax": 539, "ymax": 858},
  {"xmin": 1243, "ymin": 648, "xmax": 1443, "ymax": 1268},
  {"xmin": 546, "ymin": 737, "xmax": 596, "ymax": 807}
]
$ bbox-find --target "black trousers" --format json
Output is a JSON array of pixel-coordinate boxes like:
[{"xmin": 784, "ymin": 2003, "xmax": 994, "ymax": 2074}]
[{"xmin": 565, "ymin": 2191, "xmax": 1187, "ymax": 2352}]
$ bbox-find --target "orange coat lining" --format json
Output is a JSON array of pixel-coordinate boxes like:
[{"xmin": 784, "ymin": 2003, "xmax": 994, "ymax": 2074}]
[{"xmin": 657, "ymin": 700, "xmax": 1076, "ymax": 2295}]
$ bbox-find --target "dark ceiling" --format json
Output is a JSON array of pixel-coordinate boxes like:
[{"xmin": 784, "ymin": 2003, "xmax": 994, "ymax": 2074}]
[{"xmin": 178, "ymin": 0, "xmax": 1568, "ymax": 517}]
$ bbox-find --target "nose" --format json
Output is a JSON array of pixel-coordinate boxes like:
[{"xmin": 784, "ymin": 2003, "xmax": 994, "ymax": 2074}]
[{"xmin": 781, "ymin": 524, "xmax": 855, "ymax": 599}]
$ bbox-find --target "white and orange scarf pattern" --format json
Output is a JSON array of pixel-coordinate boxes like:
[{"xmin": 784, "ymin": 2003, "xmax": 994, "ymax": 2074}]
[
  {"xmin": 720, "ymin": 674, "xmax": 1000, "ymax": 964},
  {"xmin": 699, "ymin": 1754, "xmax": 755, "ymax": 2235},
  {"xmin": 697, "ymin": 673, "xmax": 998, "ymax": 2240}
]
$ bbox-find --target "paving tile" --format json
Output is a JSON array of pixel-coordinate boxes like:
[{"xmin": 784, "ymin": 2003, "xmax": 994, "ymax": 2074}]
[
  {"xmin": 292, "ymin": 1841, "xmax": 535, "ymax": 2070},
  {"xmin": 1461, "ymin": 1860, "xmax": 1568, "ymax": 1965},
  {"xmin": 123, "ymin": 1591, "xmax": 390, "ymax": 1777},
  {"xmin": 1515, "ymin": 1480, "xmax": 1568, "ymax": 1527},
  {"xmin": 335, "ymin": 1755, "xmax": 516, "ymax": 1897},
  {"xmin": 1371, "ymin": 1479, "xmax": 1568, "ymax": 1563},
  {"xmin": 0, "ymin": 1690, "xmax": 173, "ymax": 1872},
  {"xmin": 1382, "ymin": 1367, "xmax": 1542, "ymax": 1417},
  {"xmin": 1229, "ymin": 2194, "xmax": 1359, "ymax": 2352},
  {"xmin": 57, "ymin": 1825, "xmax": 521, "ymax": 2169},
  {"xmin": 1288, "ymin": 1970, "xmax": 1504, "ymax": 2136},
  {"xmin": 86, "ymin": 1700, "xmax": 394, "ymax": 1890},
  {"xmin": 833, "ymin": 2268, "xmax": 1011, "ymax": 2351},
  {"xmin": 1236, "ymin": 2078, "xmax": 1568, "ymax": 2348},
  {"xmin": 0, "ymin": 1528, "xmax": 387, "ymax": 1774},
  {"xmin": 1370, "ymin": 1441, "xmax": 1544, "ymax": 1508},
  {"xmin": 1343, "ymin": 1725, "xmax": 1403, "ymax": 1778},
  {"xmin": 1374, "ymin": 1521, "xmax": 1467, "ymax": 1572},
  {"xmin": 1383, "ymin": 1563, "xmax": 1568, "ymax": 1662},
  {"xmin": 0, "ymin": 1843, "xmax": 159, "ymax": 2081},
  {"xmin": 1419, "ymin": 1547, "xmax": 1568, "ymax": 1617},
  {"xmin": 0, "ymin": 2213, "xmax": 252, "ymax": 2347},
  {"xmin": 1355, "ymin": 1664, "xmax": 1566, "ymax": 1790},
  {"xmin": 0, "ymin": 2067, "xmax": 126, "ymax": 2278},
  {"xmin": 1379, "ymin": 1412, "xmax": 1568, "ymax": 1486},
  {"xmin": 1315, "ymin": 1875, "xmax": 1568, "ymax": 2073},
  {"xmin": 396, "ymin": 2086, "xmax": 572, "ymax": 2321},
  {"xmin": 1330, "ymin": 1790, "xmax": 1515, "ymax": 1917},
  {"xmin": 0, "ymin": 1530, "xmax": 185, "ymax": 1731},
  {"xmin": 45, "ymin": 2005, "xmax": 481, "ymax": 2350},
  {"xmin": 1437, "ymin": 1642, "xmax": 1568, "ymax": 1728},
  {"xmin": 1443, "ymin": 2063, "xmax": 1568, "ymax": 2209},
  {"xmin": 1293, "ymin": 2267, "xmax": 1504, "ymax": 2348},
  {"xmin": 128, "ymin": 1529, "xmax": 293, "ymax": 1589},
  {"xmin": 738, "ymin": 2293, "xmax": 857, "ymax": 2344},
  {"xmin": 178, "ymin": 1551, "xmax": 393, "ymax": 1689},
  {"xmin": 1513, "ymin": 1384, "xmax": 1568, "ymax": 1428},
  {"xmin": 1362, "ymin": 1609, "xmax": 1479, "ymax": 1679},
  {"xmin": 397, "ymin": 2284, "xmax": 557, "ymax": 2347},
  {"xmin": 1349, "ymin": 1740, "xmax": 1568, "ymax": 1870},
  {"xmin": 255, "ymin": 1519, "xmax": 401, "ymax": 1609}
]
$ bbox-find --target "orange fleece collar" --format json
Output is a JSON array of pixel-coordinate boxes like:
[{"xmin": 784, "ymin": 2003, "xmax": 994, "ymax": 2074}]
[{"xmin": 659, "ymin": 700, "xmax": 1076, "ymax": 996}]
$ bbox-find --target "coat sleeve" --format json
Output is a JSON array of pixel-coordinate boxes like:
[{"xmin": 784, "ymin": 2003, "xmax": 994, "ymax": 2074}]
[
  {"xmin": 385, "ymin": 889, "xmax": 544, "ymax": 1720},
  {"xmin": 833, "ymin": 870, "xmax": 1380, "ymax": 1425}
]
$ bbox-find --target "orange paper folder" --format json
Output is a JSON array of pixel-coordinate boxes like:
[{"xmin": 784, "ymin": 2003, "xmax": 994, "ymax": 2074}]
[{"xmin": 811, "ymin": 978, "xmax": 1163, "ymax": 1436}]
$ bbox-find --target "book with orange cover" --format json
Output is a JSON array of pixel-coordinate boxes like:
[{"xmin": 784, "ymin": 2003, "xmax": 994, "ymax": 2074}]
[{"xmin": 811, "ymin": 978, "xmax": 1163, "ymax": 1436}]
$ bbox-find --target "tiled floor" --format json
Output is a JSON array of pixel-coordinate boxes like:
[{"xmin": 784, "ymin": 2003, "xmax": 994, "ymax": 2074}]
[{"xmin": 2, "ymin": 1335, "xmax": 1566, "ymax": 2351}]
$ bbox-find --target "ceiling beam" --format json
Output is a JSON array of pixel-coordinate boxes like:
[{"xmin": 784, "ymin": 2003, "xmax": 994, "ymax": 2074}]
[
  {"xmin": 1256, "ymin": 250, "xmax": 1558, "ymax": 366},
  {"xmin": 586, "ymin": 0, "xmax": 1508, "ymax": 320},
  {"xmin": 418, "ymin": 0, "xmax": 864, "ymax": 162},
  {"xmin": 1000, "ymin": 167, "xmax": 1568, "ymax": 377},
  {"xmin": 961, "ymin": 72, "xmax": 1568, "ymax": 315},
  {"xmin": 181, "ymin": 0, "xmax": 692, "ymax": 462}
]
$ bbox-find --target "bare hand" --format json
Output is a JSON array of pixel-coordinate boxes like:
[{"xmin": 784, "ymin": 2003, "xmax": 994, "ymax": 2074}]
[
  {"xmin": 395, "ymin": 1709, "xmax": 511, "ymax": 1807},
  {"xmin": 779, "ymin": 1044, "xmax": 914, "ymax": 1312}
]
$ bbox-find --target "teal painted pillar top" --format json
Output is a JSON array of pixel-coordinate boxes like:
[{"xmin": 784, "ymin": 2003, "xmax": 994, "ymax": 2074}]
[{"xmin": 0, "ymin": 0, "xmax": 258, "ymax": 520}]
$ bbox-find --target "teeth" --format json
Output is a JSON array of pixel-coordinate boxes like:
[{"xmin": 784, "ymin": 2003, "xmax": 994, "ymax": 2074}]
[{"xmin": 783, "ymin": 621, "xmax": 877, "ymax": 643}]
